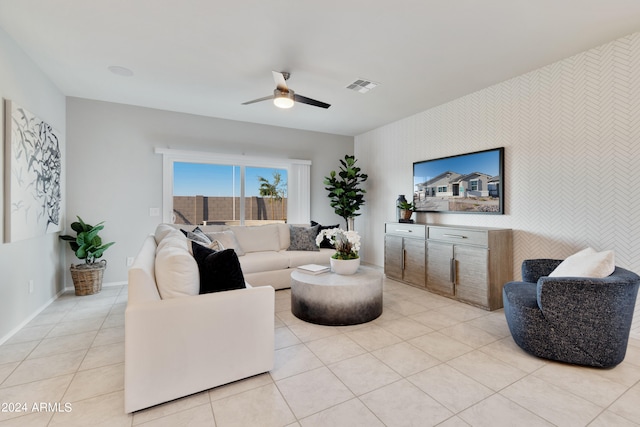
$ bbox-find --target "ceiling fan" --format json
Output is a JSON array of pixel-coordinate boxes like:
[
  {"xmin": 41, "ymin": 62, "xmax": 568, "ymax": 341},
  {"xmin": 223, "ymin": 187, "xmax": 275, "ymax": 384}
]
[{"xmin": 242, "ymin": 71, "xmax": 331, "ymax": 109}]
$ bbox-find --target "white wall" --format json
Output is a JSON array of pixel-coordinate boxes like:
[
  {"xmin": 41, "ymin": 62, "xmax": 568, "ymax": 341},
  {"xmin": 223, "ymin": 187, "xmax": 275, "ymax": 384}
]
[
  {"xmin": 66, "ymin": 98, "xmax": 353, "ymax": 284},
  {"xmin": 356, "ymin": 32, "xmax": 640, "ymax": 278},
  {"xmin": 0, "ymin": 28, "xmax": 66, "ymax": 340}
]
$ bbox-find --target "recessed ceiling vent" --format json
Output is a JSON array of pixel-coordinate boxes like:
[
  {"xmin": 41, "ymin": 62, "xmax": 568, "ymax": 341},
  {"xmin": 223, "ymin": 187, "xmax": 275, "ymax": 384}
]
[
  {"xmin": 108, "ymin": 65, "xmax": 133, "ymax": 77},
  {"xmin": 346, "ymin": 79, "xmax": 379, "ymax": 93}
]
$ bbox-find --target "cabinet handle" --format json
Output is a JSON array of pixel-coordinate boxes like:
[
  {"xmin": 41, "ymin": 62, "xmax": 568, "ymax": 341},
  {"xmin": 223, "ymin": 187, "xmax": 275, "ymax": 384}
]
[
  {"xmin": 452, "ymin": 258, "xmax": 457, "ymax": 284},
  {"xmin": 443, "ymin": 233, "xmax": 466, "ymax": 239},
  {"xmin": 396, "ymin": 229, "xmax": 412, "ymax": 233},
  {"xmin": 402, "ymin": 249, "xmax": 406, "ymax": 270},
  {"xmin": 450, "ymin": 258, "xmax": 455, "ymax": 283}
]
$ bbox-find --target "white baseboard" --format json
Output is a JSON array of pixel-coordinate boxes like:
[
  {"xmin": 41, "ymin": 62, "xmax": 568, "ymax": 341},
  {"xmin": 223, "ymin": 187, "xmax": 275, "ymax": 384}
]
[
  {"xmin": 103, "ymin": 281, "xmax": 128, "ymax": 287},
  {"xmin": 63, "ymin": 280, "xmax": 128, "ymax": 293},
  {"xmin": 0, "ymin": 288, "xmax": 67, "ymax": 346},
  {"xmin": 2, "ymin": 281, "xmax": 129, "ymax": 345}
]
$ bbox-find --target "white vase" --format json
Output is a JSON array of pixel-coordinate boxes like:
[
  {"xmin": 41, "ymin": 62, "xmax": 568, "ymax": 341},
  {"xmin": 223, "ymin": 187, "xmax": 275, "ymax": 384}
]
[
  {"xmin": 330, "ymin": 257, "xmax": 360, "ymax": 275},
  {"xmin": 347, "ymin": 217, "xmax": 355, "ymax": 231}
]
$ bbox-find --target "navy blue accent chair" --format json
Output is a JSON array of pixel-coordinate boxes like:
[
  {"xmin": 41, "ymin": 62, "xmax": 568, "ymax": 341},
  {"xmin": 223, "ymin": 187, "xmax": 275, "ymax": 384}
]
[{"xmin": 503, "ymin": 259, "xmax": 640, "ymax": 368}]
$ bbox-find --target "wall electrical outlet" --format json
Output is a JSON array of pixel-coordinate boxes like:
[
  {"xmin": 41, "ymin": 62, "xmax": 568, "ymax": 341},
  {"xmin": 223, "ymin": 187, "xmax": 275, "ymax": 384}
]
[
  {"xmin": 28, "ymin": 280, "xmax": 34, "ymax": 294},
  {"xmin": 127, "ymin": 257, "xmax": 134, "ymax": 267},
  {"xmin": 149, "ymin": 207, "xmax": 160, "ymax": 217}
]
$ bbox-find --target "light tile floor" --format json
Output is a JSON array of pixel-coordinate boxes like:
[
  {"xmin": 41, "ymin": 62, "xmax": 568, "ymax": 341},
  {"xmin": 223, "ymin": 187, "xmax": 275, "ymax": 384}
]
[{"xmin": 1, "ymin": 276, "xmax": 640, "ymax": 426}]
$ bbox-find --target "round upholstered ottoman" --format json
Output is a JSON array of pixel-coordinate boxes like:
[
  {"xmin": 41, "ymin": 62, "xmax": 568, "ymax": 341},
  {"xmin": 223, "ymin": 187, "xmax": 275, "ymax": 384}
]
[{"xmin": 290, "ymin": 266, "xmax": 383, "ymax": 326}]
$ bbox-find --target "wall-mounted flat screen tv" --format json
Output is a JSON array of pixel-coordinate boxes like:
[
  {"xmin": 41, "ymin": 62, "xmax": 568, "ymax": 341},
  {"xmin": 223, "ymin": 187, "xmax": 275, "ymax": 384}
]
[{"xmin": 413, "ymin": 147, "xmax": 504, "ymax": 214}]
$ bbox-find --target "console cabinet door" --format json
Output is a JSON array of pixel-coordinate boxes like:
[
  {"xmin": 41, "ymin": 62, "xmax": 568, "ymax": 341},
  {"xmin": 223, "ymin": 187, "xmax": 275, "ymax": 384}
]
[
  {"xmin": 384, "ymin": 235, "xmax": 403, "ymax": 281},
  {"xmin": 403, "ymin": 238, "xmax": 426, "ymax": 287},
  {"xmin": 387, "ymin": 223, "xmax": 512, "ymax": 310},
  {"xmin": 426, "ymin": 240, "xmax": 454, "ymax": 296},
  {"xmin": 454, "ymin": 245, "xmax": 489, "ymax": 306}
]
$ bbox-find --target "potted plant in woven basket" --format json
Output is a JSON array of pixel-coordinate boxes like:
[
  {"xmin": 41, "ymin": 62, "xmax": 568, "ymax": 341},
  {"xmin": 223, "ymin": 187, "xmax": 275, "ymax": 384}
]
[{"xmin": 60, "ymin": 216, "xmax": 115, "ymax": 296}]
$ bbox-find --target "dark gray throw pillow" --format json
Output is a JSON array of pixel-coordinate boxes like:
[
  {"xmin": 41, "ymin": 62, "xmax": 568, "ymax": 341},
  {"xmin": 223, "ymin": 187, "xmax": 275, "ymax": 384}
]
[
  {"xmin": 191, "ymin": 242, "xmax": 246, "ymax": 294},
  {"xmin": 288, "ymin": 225, "xmax": 320, "ymax": 251}
]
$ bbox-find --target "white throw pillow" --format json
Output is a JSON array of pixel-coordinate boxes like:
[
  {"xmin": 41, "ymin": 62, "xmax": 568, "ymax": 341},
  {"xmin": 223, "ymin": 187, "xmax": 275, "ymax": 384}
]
[
  {"xmin": 204, "ymin": 230, "xmax": 245, "ymax": 256},
  {"xmin": 549, "ymin": 247, "xmax": 615, "ymax": 278},
  {"xmin": 155, "ymin": 237, "xmax": 200, "ymax": 298}
]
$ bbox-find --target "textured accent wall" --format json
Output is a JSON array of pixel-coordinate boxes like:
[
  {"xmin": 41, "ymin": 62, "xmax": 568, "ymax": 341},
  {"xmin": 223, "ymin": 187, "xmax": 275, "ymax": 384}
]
[{"xmin": 356, "ymin": 32, "xmax": 640, "ymax": 278}]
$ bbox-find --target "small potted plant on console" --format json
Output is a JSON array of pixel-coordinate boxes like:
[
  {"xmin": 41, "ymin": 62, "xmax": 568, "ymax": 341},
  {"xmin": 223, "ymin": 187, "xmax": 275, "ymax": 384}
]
[{"xmin": 397, "ymin": 200, "xmax": 416, "ymax": 223}]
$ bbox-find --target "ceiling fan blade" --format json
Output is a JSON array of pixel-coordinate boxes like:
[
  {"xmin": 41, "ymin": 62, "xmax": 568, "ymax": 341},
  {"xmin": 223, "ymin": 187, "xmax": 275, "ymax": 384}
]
[
  {"xmin": 272, "ymin": 71, "xmax": 289, "ymax": 92},
  {"xmin": 294, "ymin": 94, "xmax": 331, "ymax": 109},
  {"xmin": 241, "ymin": 95, "xmax": 274, "ymax": 105}
]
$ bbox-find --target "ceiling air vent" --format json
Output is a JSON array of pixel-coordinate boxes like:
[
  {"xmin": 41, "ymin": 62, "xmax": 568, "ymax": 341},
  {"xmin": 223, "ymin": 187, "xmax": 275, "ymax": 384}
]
[{"xmin": 346, "ymin": 79, "xmax": 379, "ymax": 93}]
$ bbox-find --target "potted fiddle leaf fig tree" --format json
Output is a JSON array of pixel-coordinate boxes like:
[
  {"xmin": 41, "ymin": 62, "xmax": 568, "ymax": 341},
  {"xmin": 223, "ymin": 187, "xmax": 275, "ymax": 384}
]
[
  {"xmin": 324, "ymin": 155, "xmax": 368, "ymax": 230},
  {"xmin": 60, "ymin": 216, "xmax": 115, "ymax": 296}
]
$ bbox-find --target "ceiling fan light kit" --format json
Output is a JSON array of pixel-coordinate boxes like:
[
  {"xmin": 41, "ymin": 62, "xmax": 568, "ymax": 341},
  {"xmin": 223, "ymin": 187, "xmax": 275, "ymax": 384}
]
[
  {"xmin": 243, "ymin": 71, "xmax": 331, "ymax": 109},
  {"xmin": 273, "ymin": 89, "xmax": 295, "ymax": 109}
]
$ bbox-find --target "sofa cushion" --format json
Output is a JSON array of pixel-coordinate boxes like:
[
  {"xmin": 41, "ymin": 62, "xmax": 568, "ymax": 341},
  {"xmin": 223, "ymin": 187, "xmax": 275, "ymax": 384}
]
[
  {"xmin": 288, "ymin": 225, "xmax": 320, "ymax": 251},
  {"xmin": 276, "ymin": 223, "xmax": 290, "ymax": 250},
  {"xmin": 549, "ymin": 247, "xmax": 615, "ymax": 278},
  {"xmin": 154, "ymin": 236, "xmax": 200, "ymax": 299},
  {"xmin": 286, "ymin": 249, "xmax": 334, "ymax": 268},
  {"xmin": 238, "ymin": 251, "xmax": 290, "ymax": 274},
  {"xmin": 199, "ymin": 224, "xmax": 230, "ymax": 233},
  {"xmin": 311, "ymin": 221, "xmax": 339, "ymax": 249},
  {"xmin": 156, "ymin": 229, "xmax": 189, "ymax": 252},
  {"xmin": 154, "ymin": 223, "xmax": 177, "ymax": 245},
  {"xmin": 231, "ymin": 224, "xmax": 281, "ymax": 253},
  {"xmin": 191, "ymin": 242, "xmax": 246, "ymax": 294},
  {"xmin": 204, "ymin": 230, "xmax": 245, "ymax": 256}
]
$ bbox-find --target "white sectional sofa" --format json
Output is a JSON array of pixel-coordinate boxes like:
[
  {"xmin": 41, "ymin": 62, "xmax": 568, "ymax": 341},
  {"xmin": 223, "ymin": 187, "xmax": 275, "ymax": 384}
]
[
  {"xmin": 125, "ymin": 232, "xmax": 275, "ymax": 413},
  {"xmin": 176, "ymin": 222, "xmax": 335, "ymax": 290},
  {"xmin": 125, "ymin": 222, "xmax": 333, "ymax": 412}
]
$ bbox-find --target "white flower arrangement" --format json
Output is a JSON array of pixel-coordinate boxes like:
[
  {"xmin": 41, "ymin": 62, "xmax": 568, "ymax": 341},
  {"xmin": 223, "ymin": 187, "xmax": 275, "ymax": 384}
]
[{"xmin": 316, "ymin": 228, "xmax": 361, "ymax": 260}]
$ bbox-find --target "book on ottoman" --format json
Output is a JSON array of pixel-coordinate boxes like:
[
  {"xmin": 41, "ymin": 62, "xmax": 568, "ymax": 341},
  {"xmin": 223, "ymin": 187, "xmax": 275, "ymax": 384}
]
[{"xmin": 297, "ymin": 264, "xmax": 330, "ymax": 275}]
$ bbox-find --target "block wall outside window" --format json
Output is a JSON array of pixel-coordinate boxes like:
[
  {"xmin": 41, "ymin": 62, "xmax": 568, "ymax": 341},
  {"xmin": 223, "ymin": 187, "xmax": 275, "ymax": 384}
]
[{"xmin": 172, "ymin": 195, "xmax": 287, "ymax": 225}]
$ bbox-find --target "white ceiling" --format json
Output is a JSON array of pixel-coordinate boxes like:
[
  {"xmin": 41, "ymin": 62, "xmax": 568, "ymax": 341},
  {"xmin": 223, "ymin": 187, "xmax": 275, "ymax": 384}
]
[{"xmin": 2, "ymin": 1, "xmax": 640, "ymax": 136}]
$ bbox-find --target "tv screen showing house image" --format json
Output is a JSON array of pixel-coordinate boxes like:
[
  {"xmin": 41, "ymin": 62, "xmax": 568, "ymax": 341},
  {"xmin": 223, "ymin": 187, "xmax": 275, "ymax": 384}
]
[{"xmin": 413, "ymin": 147, "xmax": 504, "ymax": 214}]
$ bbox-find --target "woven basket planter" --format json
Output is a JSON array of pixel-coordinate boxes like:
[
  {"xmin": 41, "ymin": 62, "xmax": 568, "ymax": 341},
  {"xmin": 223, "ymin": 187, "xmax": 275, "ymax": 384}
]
[{"xmin": 70, "ymin": 260, "xmax": 107, "ymax": 296}]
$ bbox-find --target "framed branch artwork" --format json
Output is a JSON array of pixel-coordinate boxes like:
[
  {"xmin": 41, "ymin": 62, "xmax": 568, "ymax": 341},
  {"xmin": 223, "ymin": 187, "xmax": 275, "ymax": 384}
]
[{"xmin": 4, "ymin": 99, "xmax": 62, "ymax": 242}]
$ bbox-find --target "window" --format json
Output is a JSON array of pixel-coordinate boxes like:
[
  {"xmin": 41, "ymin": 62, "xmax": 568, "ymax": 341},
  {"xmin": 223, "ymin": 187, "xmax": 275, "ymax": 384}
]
[
  {"xmin": 173, "ymin": 163, "xmax": 287, "ymax": 225},
  {"xmin": 470, "ymin": 180, "xmax": 478, "ymax": 191},
  {"xmin": 437, "ymin": 186, "xmax": 447, "ymax": 193},
  {"xmin": 157, "ymin": 149, "xmax": 310, "ymax": 225}
]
